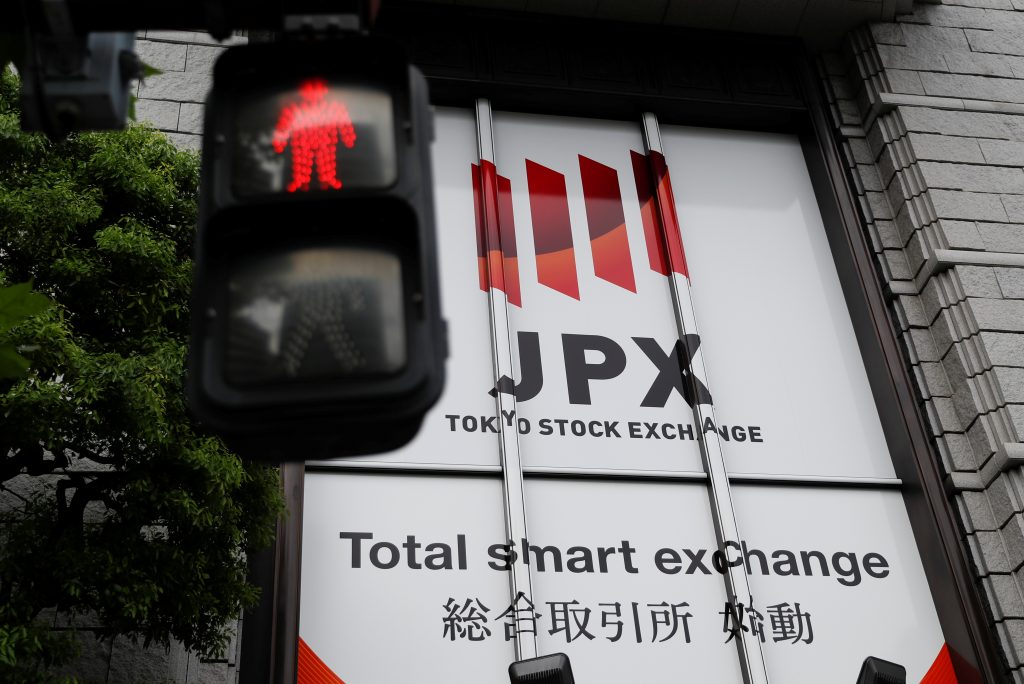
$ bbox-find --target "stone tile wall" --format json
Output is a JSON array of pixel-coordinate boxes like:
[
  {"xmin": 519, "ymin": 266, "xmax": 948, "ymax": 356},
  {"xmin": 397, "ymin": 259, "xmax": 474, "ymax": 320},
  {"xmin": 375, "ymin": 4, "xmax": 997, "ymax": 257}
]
[
  {"xmin": 822, "ymin": 1, "xmax": 1024, "ymax": 679},
  {"xmin": 132, "ymin": 30, "xmax": 247, "ymax": 151}
]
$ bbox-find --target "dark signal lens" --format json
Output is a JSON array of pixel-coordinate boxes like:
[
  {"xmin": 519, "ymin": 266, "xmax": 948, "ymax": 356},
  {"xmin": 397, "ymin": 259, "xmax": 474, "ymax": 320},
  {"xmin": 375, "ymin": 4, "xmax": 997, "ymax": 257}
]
[{"xmin": 223, "ymin": 246, "xmax": 407, "ymax": 386}]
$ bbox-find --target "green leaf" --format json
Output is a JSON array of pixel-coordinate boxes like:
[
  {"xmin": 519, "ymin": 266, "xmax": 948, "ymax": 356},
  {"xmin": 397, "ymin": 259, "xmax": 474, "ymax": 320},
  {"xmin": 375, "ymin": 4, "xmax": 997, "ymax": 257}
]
[
  {"xmin": 0, "ymin": 344, "xmax": 30, "ymax": 378},
  {"xmin": 141, "ymin": 62, "xmax": 163, "ymax": 79},
  {"xmin": 0, "ymin": 282, "xmax": 51, "ymax": 332},
  {"xmin": 0, "ymin": 69, "xmax": 282, "ymax": 679}
]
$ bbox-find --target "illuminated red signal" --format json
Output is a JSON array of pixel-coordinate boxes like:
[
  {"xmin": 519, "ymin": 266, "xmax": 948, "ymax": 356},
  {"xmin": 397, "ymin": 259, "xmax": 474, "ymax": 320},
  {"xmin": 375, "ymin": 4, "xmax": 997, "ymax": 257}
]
[{"xmin": 272, "ymin": 78, "xmax": 357, "ymax": 193}]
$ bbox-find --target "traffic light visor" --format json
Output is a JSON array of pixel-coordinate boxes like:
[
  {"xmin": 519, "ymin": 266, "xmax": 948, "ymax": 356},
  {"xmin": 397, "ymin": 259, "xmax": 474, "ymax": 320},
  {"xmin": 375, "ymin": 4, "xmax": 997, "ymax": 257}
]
[
  {"xmin": 223, "ymin": 245, "xmax": 407, "ymax": 386},
  {"xmin": 230, "ymin": 78, "xmax": 397, "ymax": 197}
]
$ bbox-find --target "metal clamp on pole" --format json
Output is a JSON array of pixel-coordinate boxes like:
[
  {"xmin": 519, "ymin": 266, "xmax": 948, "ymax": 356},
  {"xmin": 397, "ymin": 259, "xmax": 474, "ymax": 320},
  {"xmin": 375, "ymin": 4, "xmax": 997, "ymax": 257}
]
[
  {"xmin": 509, "ymin": 653, "xmax": 575, "ymax": 684},
  {"xmin": 283, "ymin": 0, "xmax": 380, "ymax": 36},
  {"xmin": 856, "ymin": 657, "xmax": 906, "ymax": 684}
]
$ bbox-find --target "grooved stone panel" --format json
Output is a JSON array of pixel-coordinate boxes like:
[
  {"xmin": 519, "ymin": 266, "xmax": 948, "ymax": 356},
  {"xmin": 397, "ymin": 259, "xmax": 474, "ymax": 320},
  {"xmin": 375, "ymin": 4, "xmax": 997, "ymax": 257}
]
[
  {"xmin": 177, "ymin": 103, "xmax": 204, "ymax": 135},
  {"xmin": 930, "ymin": 190, "xmax": 1010, "ymax": 221},
  {"xmin": 970, "ymin": 298, "xmax": 1024, "ymax": 332},
  {"xmin": 909, "ymin": 133, "xmax": 986, "ymax": 163},
  {"xmin": 137, "ymin": 70, "xmax": 212, "ymax": 104},
  {"xmin": 134, "ymin": 99, "xmax": 179, "ymax": 132},
  {"xmin": 185, "ymin": 45, "xmax": 226, "ymax": 73},
  {"xmin": 920, "ymin": 71, "xmax": 1024, "ymax": 104},
  {"xmin": 967, "ymin": 28, "xmax": 1024, "ymax": 57},
  {"xmin": 901, "ymin": 107, "xmax": 1024, "ymax": 141},
  {"xmin": 918, "ymin": 161, "xmax": 1024, "ymax": 193},
  {"xmin": 981, "ymin": 139, "xmax": 1024, "ymax": 165},
  {"xmin": 939, "ymin": 220, "xmax": 986, "ymax": 250},
  {"xmin": 996, "ymin": 268, "xmax": 1024, "ymax": 299},
  {"xmin": 978, "ymin": 222, "xmax": 1024, "ymax": 253},
  {"xmin": 944, "ymin": 51, "xmax": 1018, "ymax": 79},
  {"xmin": 1003, "ymin": 196, "xmax": 1024, "ymax": 222},
  {"xmin": 136, "ymin": 40, "xmax": 187, "ymax": 72}
]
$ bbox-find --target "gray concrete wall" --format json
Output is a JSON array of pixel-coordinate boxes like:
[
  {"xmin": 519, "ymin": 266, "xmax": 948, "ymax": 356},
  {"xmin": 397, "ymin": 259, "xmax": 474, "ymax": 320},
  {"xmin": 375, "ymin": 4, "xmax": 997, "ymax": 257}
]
[{"xmin": 822, "ymin": 1, "xmax": 1024, "ymax": 679}]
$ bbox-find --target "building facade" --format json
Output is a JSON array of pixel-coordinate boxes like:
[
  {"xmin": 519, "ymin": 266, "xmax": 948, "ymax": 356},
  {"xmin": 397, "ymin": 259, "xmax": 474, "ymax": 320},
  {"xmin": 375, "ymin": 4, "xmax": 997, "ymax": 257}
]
[{"xmin": 65, "ymin": 1, "xmax": 1024, "ymax": 681}]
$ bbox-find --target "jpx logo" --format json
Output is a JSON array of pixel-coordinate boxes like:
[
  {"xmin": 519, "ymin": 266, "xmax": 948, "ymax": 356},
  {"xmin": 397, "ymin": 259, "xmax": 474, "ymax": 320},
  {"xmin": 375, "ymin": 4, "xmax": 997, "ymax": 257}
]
[
  {"xmin": 474, "ymin": 150, "xmax": 710, "ymax": 409},
  {"xmin": 490, "ymin": 331, "xmax": 712, "ymax": 408},
  {"xmin": 471, "ymin": 150, "xmax": 688, "ymax": 308}
]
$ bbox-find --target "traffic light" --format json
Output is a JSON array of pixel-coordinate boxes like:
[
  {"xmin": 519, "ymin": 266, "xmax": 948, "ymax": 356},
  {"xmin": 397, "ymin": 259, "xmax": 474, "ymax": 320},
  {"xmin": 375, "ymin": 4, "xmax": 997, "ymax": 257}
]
[{"xmin": 187, "ymin": 36, "xmax": 446, "ymax": 460}]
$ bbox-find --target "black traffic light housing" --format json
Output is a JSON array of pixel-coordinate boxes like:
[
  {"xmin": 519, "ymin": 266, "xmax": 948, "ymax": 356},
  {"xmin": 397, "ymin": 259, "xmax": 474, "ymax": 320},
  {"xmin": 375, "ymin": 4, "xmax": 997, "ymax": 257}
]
[
  {"xmin": 856, "ymin": 656, "xmax": 906, "ymax": 684},
  {"xmin": 509, "ymin": 654, "xmax": 575, "ymax": 684},
  {"xmin": 188, "ymin": 36, "xmax": 446, "ymax": 460}
]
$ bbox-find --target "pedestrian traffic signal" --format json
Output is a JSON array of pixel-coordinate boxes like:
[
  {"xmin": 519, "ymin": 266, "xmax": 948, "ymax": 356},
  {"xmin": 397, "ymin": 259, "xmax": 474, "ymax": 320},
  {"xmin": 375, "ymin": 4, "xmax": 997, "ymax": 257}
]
[{"xmin": 187, "ymin": 36, "xmax": 446, "ymax": 460}]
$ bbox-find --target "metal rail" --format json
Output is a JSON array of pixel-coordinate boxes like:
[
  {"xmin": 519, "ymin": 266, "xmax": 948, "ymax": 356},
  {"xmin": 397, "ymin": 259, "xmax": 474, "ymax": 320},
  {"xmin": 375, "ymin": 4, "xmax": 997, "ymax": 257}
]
[
  {"xmin": 475, "ymin": 98, "xmax": 538, "ymax": 662},
  {"xmin": 641, "ymin": 112, "xmax": 771, "ymax": 684}
]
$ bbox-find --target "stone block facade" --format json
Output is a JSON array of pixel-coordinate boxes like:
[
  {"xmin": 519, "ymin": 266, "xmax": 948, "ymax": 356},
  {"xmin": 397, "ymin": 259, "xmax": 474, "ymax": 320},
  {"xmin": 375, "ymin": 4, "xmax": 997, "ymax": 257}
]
[
  {"xmin": 48, "ymin": 625, "xmax": 243, "ymax": 684},
  {"xmin": 132, "ymin": 30, "xmax": 247, "ymax": 152},
  {"xmin": 823, "ymin": 1, "xmax": 1024, "ymax": 679}
]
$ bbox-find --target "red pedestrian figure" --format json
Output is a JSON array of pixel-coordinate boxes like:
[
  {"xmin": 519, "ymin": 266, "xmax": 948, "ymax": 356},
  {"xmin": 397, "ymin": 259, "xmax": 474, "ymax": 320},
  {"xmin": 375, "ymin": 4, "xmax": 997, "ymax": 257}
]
[{"xmin": 272, "ymin": 78, "xmax": 357, "ymax": 192}]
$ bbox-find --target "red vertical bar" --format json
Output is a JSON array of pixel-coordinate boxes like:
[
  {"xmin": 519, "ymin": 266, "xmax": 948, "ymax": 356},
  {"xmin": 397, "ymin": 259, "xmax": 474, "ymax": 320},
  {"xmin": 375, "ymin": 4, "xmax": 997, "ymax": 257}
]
[
  {"xmin": 631, "ymin": 150, "xmax": 669, "ymax": 276},
  {"xmin": 650, "ymin": 150, "xmax": 690, "ymax": 279},
  {"xmin": 579, "ymin": 155, "xmax": 637, "ymax": 292},
  {"xmin": 526, "ymin": 160, "xmax": 580, "ymax": 300},
  {"xmin": 472, "ymin": 162, "xmax": 522, "ymax": 306},
  {"xmin": 479, "ymin": 161, "xmax": 506, "ymax": 296},
  {"xmin": 496, "ymin": 175, "xmax": 522, "ymax": 307},
  {"xmin": 471, "ymin": 163, "xmax": 488, "ymax": 293}
]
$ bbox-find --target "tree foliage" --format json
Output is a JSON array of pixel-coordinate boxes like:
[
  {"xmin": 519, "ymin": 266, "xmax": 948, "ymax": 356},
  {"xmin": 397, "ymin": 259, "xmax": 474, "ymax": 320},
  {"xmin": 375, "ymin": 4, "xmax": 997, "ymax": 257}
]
[{"xmin": 0, "ymin": 66, "xmax": 283, "ymax": 682}]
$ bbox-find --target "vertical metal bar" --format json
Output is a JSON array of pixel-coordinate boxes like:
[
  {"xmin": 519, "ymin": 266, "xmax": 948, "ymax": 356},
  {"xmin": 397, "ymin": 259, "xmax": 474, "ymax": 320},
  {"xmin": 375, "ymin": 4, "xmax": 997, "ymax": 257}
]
[
  {"xmin": 641, "ymin": 112, "xmax": 770, "ymax": 684},
  {"xmin": 238, "ymin": 535, "xmax": 275, "ymax": 683},
  {"xmin": 475, "ymin": 98, "xmax": 538, "ymax": 662},
  {"xmin": 240, "ymin": 463, "xmax": 304, "ymax": 684},
  {"xmin": 273, "ymin": 462, "xmax": 304, "ymax": 684}
]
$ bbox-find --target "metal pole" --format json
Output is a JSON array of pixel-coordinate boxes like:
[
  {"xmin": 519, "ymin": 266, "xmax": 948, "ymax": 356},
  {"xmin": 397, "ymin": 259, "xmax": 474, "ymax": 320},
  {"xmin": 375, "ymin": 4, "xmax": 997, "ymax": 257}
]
[
  {"xmin": 475, "ymin": 98, "xmax": 538, "ymax": 662},
  {"xmin": 641, "ymin": 112, "xmax": 770, "ymax": 684}
]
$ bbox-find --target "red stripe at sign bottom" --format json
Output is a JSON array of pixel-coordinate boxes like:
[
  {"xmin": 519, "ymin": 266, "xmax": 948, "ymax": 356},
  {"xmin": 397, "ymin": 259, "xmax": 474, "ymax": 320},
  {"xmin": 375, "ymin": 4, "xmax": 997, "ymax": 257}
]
[
  {"xmin": 919, "ymin": 644, "xmax": 956, "ymax": 684},
  {"xmin": 297, "ymin": 637, "xmax": 346, "ymax": 684},
  {"xmin": 919, "ymin": 642, "xmax": 982, "ymax": 684}
]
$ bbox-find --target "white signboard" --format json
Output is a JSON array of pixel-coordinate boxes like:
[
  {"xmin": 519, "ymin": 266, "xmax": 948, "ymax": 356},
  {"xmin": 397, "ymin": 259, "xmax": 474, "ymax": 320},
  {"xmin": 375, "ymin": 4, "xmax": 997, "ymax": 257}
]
[
  {"xmin": 349, "ymin": 109, "xmax": 893, "ymax": 479},
  {"xmin": 732, "ymin": 485, "xmax": 946, "ymax": 681},
  {"xmin": 300, "ymin": 473, "xmax": 514, "ymax": 682},
  {"xmin": 300, "ymin": 474, "xmax": 947, "ymax": 682},
  {"xmin": 662, "ymin": 126, "xmax": 894, "ymax": 479},
  {"xmin": 300, "ymin": 107, "xmax": 953, "ymax": 683}
]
